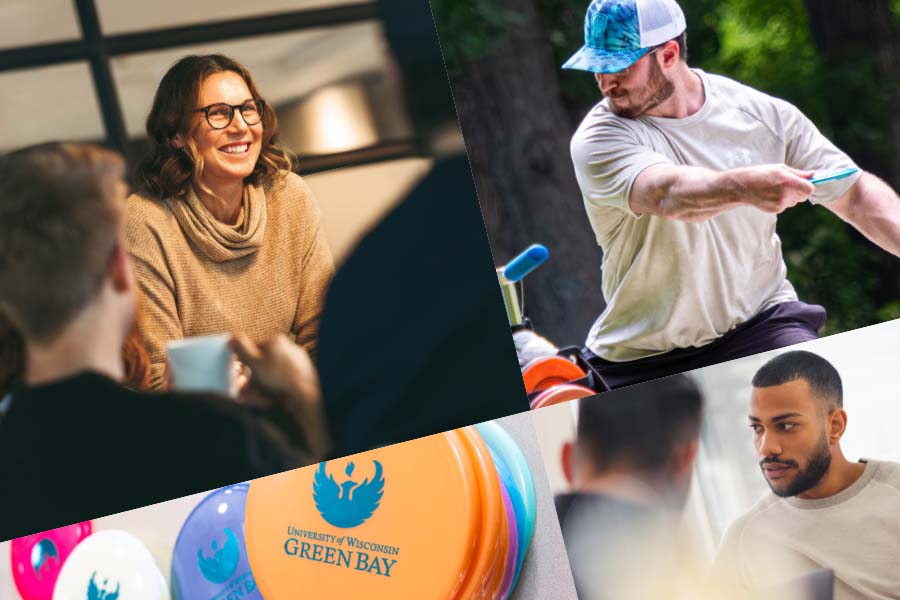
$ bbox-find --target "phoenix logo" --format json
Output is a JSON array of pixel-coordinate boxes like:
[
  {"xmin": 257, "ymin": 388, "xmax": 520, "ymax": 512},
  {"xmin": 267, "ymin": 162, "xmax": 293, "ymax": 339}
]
[
  {"xmin": 31, "ymin": 538, "xmax": 59, "ymax": 579},
  {"xmin": 313, "ymin": 460, "xmax": 384, "ymax": 528},
  {"xmin": 87, "ymin": 572, "xmax": 120, "ymax": 600},
  {"xmin": 197, "ymin": 527, "xmax": 241, "ymax": 584}
]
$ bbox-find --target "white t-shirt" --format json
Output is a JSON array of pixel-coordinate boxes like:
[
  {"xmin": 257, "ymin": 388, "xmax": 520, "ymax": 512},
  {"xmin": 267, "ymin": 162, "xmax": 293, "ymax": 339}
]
[
  {"xmin": 570, "ymin": 70, "xmax": 860, "ymax": 361},
  {"xmin": 713, "ymin": 459, "xmax": 900, "ymax": 599}
]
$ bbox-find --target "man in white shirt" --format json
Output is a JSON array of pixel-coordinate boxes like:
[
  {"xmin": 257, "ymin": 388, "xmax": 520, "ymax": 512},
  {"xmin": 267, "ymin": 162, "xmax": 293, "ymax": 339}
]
[
  {"xmin": 562, "ymin": 0, "xmax": 900, "ymax": 388},
  {"xmin": 713, "ymin": 350, "xmax": 900, "ymax": 599}
]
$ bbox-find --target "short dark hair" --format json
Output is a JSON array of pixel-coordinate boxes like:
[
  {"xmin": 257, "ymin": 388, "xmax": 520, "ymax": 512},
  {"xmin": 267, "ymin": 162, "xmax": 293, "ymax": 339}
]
[
  {"xmin": 752, "ymin": 351, "xmax": 843, "ymax": 410},
  {"xmin": 674, "ymin": 31, "xmax": 688, "ymax": 62},
  {"xmin": 0, "ymin": 143, "xmax": 124, "ymax": 343},
  {"xmin": 576, "ymin": 374, "xmax": 703, "ymax": 475},
  {"xmin": 651, "ymin": 32, "xmax": 687, "ymax": 66}
]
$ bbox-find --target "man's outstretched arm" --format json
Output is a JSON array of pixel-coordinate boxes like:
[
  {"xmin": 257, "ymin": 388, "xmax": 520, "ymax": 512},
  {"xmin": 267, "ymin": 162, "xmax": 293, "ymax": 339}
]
[
  {"xmin": 826, "ymin": 171, "xmax": 900, "ymax": 258},
  {"xmin": 629, "ymin": 163, "xmax": 816, "ymax": 222}
]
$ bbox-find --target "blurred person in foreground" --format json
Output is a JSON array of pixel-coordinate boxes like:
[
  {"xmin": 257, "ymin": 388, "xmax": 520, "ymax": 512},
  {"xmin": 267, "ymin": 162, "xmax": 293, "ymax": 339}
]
[
  {"xmin": 714, "ymin": 350, "xmax": 900, "ymax": 599},
  {"xmin": 556, "ymin": 374, "xmax": 810, "ymax": 599},
  {"xmin": 315, "ymin": 0, "xmax": 526, "ymax": 458},
  {"xmin": 555, "ymin": 375, "xmax": 709, "ymax": 599},
  {"xmin": 0, "ymin": 143, "xmax": 327, "ymax": 541},
  {"xmin": 542, "ymin": 0, "xmax": 900, "ymax": 389}
]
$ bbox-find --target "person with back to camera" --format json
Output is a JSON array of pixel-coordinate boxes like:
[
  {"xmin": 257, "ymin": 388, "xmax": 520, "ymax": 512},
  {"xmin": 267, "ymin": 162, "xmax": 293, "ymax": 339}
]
[
  {"xmin": 127, "ymin": 54, "xmax": 334, "ymax": 389},
  {"xmin": 557, "ymin": 372, "xmax": 822, "ymax": 600},
  {"xmin": 555, "ymin": 375, "xmax": 704, "ymax": 599},
  {"xmin": 0, "ymin": 143, "xmax": 329, "ymax": 541}
]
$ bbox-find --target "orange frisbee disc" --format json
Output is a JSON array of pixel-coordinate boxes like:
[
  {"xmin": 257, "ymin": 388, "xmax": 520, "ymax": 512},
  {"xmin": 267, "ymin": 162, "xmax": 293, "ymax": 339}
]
[
  {"xmin": 455, "ymin": 426, "xmax": 509, "ymax": 600},
  {"xmin": 245, "ymin": 430, "xmax": 481, "ymax": 599},
  {"xmin": 530, "ymin": 384, "xmax": 595, "ymax": 409},
  {"xmin": 522, "ymin": 356, "xmax": 586, "ymax": 393}
]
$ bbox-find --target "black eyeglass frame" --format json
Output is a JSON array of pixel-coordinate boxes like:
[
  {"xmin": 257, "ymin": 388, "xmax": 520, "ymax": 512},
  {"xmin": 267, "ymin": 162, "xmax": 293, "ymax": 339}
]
[{"xmin": 195, "ymin": 99, "xmax": 266, "ymax": 130}]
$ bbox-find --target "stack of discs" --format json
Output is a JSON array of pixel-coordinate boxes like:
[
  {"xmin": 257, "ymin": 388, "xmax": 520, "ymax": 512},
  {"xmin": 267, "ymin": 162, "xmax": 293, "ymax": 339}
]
[
  {"xmin": 245, "ymin": 423, "xmax": 535, "ymax": 599},
  {"xmin": 529, "ymin": 384, "xmax": 595, "ymax": 409},
  {"xmin": 474, "ymin": 421, "xmax": 537, "ymax": 595},
  {"xmin": 522, "ymin": 356, "xmax": 594, "ymax": 409}
]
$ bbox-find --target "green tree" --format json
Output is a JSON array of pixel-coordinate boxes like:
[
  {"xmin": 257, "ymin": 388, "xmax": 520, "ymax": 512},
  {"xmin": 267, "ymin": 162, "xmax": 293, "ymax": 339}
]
[{"xmin": 434, "ymin": 0, "xmax": 900, "ymax": 341}]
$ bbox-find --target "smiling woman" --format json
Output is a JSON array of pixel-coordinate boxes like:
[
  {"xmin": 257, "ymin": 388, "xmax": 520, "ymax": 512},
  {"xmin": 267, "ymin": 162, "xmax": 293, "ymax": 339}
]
[{"xmin": 127, "ymin": 54, "xmax": 335, "ymax": 389}]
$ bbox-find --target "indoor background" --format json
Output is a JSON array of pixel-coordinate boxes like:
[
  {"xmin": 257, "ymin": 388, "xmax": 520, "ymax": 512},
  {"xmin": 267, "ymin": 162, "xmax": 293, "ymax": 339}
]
[
  {"xmin": 0, "ymin": 0, "xmax": 443, "ymax": 264},
  {"xmin": 532, "ymin": 317, "xmax": 900, "ymax": 561}
]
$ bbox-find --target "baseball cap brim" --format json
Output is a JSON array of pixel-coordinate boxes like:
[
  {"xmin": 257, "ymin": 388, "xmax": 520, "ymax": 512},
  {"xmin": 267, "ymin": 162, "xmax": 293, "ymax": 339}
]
[{"xmin": 561, "ymin": 45, "xmax": 649, "ymax": 74}]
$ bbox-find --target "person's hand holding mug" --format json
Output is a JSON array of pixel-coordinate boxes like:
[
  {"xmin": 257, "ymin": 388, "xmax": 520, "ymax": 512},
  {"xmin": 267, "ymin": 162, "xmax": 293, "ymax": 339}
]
[
  {"xmin": 232, "ymin": 360, "xmax": 252, "ymax": 398},
  {"xmin": 166, "ymin": 334, "xmax": 234, "ymax": 396},
  {"xmin": 229, "ymin": 334, "xmax": 330, "ymax": 460}
]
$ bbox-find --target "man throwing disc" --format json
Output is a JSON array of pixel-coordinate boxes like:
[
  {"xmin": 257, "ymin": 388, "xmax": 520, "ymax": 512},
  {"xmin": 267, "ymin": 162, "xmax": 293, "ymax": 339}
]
[{"xmin": 563, "ymin": 0, "xmax": 900, "ymax": 388}]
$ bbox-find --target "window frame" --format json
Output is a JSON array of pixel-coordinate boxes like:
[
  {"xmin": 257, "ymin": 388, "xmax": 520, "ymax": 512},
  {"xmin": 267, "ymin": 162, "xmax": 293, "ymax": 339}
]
[{"xmin": 0, "ymin": 0, "xmax": 419, "ymax": 173}]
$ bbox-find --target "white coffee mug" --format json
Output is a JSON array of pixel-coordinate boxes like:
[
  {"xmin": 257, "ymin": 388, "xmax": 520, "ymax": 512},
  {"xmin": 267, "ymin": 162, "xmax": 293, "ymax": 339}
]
[{"xmin": 166, "ymin": 334, "xmax": 234, "ymax": 397}]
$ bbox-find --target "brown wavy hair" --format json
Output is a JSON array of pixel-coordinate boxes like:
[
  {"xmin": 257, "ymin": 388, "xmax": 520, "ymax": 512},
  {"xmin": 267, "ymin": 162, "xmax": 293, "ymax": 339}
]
[{"xmin": 136, "ymin": 54, "xmax": 294, "ymax": 200}]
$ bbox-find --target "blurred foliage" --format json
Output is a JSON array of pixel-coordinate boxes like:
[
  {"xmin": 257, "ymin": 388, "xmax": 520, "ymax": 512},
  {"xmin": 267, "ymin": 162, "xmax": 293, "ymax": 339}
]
[
  {"xmin": 430, "ymin": 0, "xmax": 526, "ymax": 78},
  {"xmin": 434, "ymin": 0, "xmax": 900, "ymax": 334}
]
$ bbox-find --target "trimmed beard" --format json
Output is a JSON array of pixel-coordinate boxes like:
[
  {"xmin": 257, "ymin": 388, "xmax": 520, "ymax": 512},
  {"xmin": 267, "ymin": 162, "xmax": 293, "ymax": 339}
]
[
  {"xmin": 764, "ymin": 435, "xmax": 832, "ymax": 498},
  {"xmin": 607, "ymin": 56, "xmax": 675, "ymax": 119}
]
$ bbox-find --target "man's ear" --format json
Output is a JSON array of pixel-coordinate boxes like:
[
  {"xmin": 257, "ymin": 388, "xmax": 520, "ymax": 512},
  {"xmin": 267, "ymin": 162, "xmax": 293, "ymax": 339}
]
[
  {"xmin": 660, "ymin": 39, "xmax": 680, "ymax": 68},
  {"xmin": 108, "ymin": 240, "xmax": 133, "ymax": 293},
  {"xmin": 561, "ymin": 441, "xmax": 575, "ymax": 487},
  {"xmin": 670, "ymin": 439, "xmax": 699, "ymax": 476},
  {"xmin": 827, "ymin": 408, "xmax": 849, "ymax": 444}
]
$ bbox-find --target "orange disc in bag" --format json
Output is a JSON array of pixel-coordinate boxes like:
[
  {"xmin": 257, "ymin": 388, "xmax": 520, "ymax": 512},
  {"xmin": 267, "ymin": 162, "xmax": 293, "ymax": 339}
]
[
  {"xmin": 522, "ymin": 356, "xmax": 586, "ymax": 393},
  {"xmin": 245, "ymin": 431, "xmax": 481, "ymax": 600},
  {"xmin": 455, "ymin": 426, "xmax": 509, "ymax": 600},
  {"xmin": 530, "ymin": 384, "xmax": 595, "ymax": 409}
]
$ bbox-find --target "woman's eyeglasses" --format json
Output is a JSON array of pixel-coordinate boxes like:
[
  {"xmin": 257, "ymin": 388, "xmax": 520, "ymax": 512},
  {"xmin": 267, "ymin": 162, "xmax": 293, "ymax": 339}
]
[{"xmin": 195, "ymin": 99, "xmax": 265, "ymax": 130}]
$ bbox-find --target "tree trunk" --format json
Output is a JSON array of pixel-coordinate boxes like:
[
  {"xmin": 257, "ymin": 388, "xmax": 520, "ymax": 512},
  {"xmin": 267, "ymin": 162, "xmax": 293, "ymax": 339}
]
[
  {"xmin": 444, "ymin": 0, "xmax": 605, "ymax": 346},
  {"xmin": 804, "ymin": 0, "xmax": 900, "ymax": 190}
]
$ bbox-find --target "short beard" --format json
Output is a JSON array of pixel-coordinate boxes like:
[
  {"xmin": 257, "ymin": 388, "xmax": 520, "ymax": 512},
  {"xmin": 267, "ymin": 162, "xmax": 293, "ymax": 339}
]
[
  {"xmin": 607, "ymin": 57, "xmax": 675, "ymax": 119},
  {"xmin": 764, "ymin": 435, "xmax": 832, "ymax": 498}
]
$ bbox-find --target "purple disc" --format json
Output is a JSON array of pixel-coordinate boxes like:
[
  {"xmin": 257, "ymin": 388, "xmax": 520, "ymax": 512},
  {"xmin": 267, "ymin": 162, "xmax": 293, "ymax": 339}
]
[{"xmin": 497, "ymin": 479, "xmax": 519, "ymax": 599}]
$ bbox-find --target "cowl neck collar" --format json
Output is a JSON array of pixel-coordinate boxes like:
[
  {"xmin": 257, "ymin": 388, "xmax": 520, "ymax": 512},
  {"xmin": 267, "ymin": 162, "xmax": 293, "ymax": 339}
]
[{"xmin": 167, "ymin": 184, "xmax": 267, "ymax": 262}]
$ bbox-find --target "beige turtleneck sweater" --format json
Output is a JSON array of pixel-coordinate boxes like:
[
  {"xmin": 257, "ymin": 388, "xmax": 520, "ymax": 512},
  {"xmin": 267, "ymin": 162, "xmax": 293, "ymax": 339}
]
[{"xmin": 125, "ymin": 171, "xmax": 334, "ymax": 390}]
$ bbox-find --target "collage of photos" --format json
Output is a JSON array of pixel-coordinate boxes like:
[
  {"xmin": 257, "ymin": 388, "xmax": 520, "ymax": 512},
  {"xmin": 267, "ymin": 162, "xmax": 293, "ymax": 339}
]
[{"xmin": 2, "ymin": 0, "xmax": 900, "ymax": 598}]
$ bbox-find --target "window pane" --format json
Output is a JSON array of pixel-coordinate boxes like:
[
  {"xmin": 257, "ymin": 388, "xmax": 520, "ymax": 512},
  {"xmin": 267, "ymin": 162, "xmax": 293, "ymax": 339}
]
[
  {"xmin": 0, "ymin": 0, "xmax": 81, "ymax": 50},
  {"xmin": 96, "ymin": 0, "xmax": 372, "ymax": 35},
  {"xmin": 111, "ymin": 22, "xmax": 412, "ymax": 157},
  {"xmin": 0, "ymin": 63, "xmax": 106, "ymax": 153}
]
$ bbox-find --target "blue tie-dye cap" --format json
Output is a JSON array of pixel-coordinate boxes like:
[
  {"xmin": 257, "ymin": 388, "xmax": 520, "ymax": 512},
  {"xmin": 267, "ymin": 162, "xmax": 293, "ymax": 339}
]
[{"xmin": 562, "ymin": 0, "xmax": 686, "ymax": 74}]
